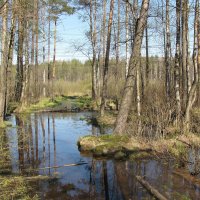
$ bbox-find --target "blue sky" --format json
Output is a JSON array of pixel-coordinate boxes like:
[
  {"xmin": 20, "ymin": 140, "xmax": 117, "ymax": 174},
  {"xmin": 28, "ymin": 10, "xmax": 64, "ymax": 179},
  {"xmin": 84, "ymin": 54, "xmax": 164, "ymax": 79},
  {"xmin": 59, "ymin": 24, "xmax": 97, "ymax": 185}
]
[{"xmin": 49, "ymin": 13, "xmax": 89, "ymax": 62}]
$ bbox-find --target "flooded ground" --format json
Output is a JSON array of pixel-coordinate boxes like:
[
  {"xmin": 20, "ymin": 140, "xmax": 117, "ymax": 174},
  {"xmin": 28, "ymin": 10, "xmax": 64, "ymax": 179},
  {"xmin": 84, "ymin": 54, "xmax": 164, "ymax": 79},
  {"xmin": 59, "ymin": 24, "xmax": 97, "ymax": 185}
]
[{"xmin": 3, "ymin": 112, "xmax": 200, "ymax": 199}]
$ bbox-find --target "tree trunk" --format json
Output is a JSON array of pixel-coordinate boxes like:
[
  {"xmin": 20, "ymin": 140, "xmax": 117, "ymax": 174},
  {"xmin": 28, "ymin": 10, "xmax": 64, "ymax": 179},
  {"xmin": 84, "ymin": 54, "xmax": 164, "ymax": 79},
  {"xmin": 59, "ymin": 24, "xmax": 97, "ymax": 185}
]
[
  {"xmin": 165, "ymin": 0, "xmax": 171, "ymax": 99},
  {"xmin": 102, "ymin": 0, "xmax": 107, "ymax": 62},
  {"xmin": 182, "ymin": 0, "xmax": 189, "ymax": 109},
  {"xmin": 90, "ymin": 0, "xmax": 98, "ymax": 100},
  {"xmin": 114, "ymin": 0, "xmax": 150, "ymax": 135},
  {"xmin": 100, "ymin": 0, "xmax": 107, "ymax": 100},
  {"xmin": 34, "ymin": 0, "xmax": 39, "ymax": 100},
  {"xmin": 21, "ymin": 21, "xmax": 30, "ymax": 108},
  {"xmin": 116, "ymin": 0, "xmax": 120, "ymax": 66},
  {"xmin": 136, "ymin": 55, "xmax": 142, "ymax": 133},
  {"xmin": 42, "ymin": 4, "xmax": 46, "ymax": 98},
  {"xmin": 115, "ymin": 0, "xmax": 120, "ymax": 108},
  {"xmin": 4, "ymin": 0, "xmax": 16, "ymax": 115},
  {"xmin": 131, "ymin": 0, "xmax": 138, "ymax": 48},
  {"xmin": 0, "ymin": 0, "xmax": 8, "ymax": 124},
  {"xmin": 52, "ymin": 18, "xmax": 57, "ymax": 99},
  {"xmin": 184, "ymin": 0, "xmax": 199, "ymax": 132},
  {"xmin": 174, "ymin": 0, "xmax": 181, "ymax": 122},
  {"xmin": 15, "ymin": 8, "xmax": 24, "ymax": 102},
  {"xmin": 125, "ymin": 1, "xmax": 129, "ymax": 78},
  {"xmin": 100, "ymin": 0, "xmax": 115, "ymax": 116},
  {"xmin": 161, "ymin": 0, "xmax": 166, "ymax": 66},
  {"xmin": 145, "ymin": 21, "xmax": 149, "ymax": 87},
  {"xmin": 31, "ymin": 1, "xmax": 35, "ymax": 99},
  {"xmin": 48, "ymin": 12, "xmax": 51, "ymax": 97}
]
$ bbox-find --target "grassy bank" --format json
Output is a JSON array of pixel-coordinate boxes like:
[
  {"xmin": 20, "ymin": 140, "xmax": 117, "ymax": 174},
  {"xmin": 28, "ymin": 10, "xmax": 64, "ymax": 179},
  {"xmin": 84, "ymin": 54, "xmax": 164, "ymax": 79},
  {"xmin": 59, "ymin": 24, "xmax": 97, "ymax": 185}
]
[
  {"xmin": 78, "ymin": 133, "xmax": 200, "ymax": 161},
  {"xmin": 0, "ymin": 121, "xmax": 12, "ymax": 129},
  {"xmin": 0, "ymin": 175, "xmax": 39, "ymax": 200},
  {"xmin": 13, "ymin": 95, "xmax": 93, "ymax": 113}
]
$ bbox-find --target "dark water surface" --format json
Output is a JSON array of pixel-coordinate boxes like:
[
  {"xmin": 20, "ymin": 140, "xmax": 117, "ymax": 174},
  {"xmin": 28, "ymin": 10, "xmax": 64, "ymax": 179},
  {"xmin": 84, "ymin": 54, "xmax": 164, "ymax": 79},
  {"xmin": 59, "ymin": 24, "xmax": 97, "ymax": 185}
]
[{"xmin": 5, "ymin": 112, "xmax": 200, "ymax": 200}]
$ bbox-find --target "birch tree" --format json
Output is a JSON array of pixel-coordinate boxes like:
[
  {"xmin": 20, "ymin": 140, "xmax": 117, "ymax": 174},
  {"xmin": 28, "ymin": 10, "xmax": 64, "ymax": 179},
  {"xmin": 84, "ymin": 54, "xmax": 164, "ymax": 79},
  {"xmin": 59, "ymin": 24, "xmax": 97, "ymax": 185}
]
[
  {"xmin": 165, "ymin": 0, "xmax": 171, "ymax": 99},
  {"xmin": 174, "ymin": 0, "xmax": 181, "ymax": 121}
]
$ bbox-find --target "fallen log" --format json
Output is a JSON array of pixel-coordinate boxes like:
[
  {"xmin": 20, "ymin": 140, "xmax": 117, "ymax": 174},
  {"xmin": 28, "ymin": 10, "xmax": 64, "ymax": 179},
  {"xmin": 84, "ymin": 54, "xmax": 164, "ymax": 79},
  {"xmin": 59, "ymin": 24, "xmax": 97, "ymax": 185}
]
[{"xmin": 136, "ymin": 176, "xmax": 168, "ymax": 200}]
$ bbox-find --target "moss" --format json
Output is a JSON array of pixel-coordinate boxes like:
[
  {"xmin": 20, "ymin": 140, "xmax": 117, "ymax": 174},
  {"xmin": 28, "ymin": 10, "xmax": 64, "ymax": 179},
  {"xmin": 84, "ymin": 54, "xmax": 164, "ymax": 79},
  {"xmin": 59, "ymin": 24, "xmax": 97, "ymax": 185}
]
[
  {"xmin": 78, "ymin": 134, "xmax": 146, "ymax": 157},
  {"xmin": 27, "ymin": 97, "xmax": 63, "ymax": 111},
  {"xmin": 0, "ymin": 121, "xmax": 12, "ymax": 129}
]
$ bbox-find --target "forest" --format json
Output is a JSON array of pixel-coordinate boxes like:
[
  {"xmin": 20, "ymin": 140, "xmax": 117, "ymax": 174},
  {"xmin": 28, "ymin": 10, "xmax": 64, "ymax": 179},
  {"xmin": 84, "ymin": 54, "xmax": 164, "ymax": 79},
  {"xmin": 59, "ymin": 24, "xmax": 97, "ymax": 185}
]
[{"xmin": 0, "ymin": 0, "xmax": 200, "ymax": 199}]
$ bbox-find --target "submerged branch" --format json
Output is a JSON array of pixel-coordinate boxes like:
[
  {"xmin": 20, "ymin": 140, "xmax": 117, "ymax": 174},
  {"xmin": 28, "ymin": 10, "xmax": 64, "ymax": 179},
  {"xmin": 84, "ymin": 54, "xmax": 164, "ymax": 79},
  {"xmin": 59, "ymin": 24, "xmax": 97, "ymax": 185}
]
[
  {"xmin": 36, "ymin": 162, "xmax": 88, "ymax": 170},
  {"xmin": 136, "ymin": 176, "xmax": 168, "ymax": 200}
]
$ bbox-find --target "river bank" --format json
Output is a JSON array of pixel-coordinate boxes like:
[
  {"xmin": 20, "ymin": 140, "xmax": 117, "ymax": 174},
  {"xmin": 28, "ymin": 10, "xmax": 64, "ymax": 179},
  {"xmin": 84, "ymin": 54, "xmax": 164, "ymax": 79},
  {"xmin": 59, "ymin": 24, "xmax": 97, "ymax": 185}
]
[{"xmin": 78, "ymin": 133, "xmax": 200, "ymax": 162}]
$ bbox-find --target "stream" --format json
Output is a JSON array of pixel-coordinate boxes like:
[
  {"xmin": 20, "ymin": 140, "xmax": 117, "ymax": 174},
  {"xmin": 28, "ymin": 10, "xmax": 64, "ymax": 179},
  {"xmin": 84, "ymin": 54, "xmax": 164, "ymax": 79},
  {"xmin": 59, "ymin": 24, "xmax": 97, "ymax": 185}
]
[{"xmin": 3, "ymin": 112, "xmax": 200, "ymax": 199}]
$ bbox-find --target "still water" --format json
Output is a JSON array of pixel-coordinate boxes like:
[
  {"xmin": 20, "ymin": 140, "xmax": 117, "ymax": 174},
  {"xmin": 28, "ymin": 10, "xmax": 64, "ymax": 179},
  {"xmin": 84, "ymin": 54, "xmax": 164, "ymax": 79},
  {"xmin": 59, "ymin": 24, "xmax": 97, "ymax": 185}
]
[{"xmin": 5, "ymin": 112, "xmax": 200, "ymax": 199}]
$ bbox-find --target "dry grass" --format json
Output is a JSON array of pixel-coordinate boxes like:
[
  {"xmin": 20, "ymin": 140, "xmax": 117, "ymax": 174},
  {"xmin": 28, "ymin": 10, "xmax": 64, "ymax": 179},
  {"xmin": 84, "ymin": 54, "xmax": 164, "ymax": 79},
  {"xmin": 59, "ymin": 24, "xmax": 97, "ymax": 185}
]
[{"xmin": 54, "ymin": 79, "xmax": 91, "ymax": 96}]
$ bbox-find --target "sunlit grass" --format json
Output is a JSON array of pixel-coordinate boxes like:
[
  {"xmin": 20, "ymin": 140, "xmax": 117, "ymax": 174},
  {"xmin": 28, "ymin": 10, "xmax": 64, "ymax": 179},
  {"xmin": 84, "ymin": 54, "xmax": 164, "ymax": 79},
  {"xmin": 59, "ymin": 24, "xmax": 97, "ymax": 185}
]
[{"xmin": 20, "ymin": 95, "xmax": 93, "ymax": 113}]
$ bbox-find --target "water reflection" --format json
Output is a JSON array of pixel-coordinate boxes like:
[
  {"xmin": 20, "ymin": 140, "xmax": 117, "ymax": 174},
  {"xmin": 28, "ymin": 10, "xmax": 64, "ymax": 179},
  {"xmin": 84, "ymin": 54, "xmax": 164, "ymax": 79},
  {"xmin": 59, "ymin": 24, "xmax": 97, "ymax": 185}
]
[
  {"xmin": 4, "ymin": 112, "xmax": 200, "ymax": 199},
  {"xmin": 188, "ymin": 147, "xmax": 200, "ymax": 176}
]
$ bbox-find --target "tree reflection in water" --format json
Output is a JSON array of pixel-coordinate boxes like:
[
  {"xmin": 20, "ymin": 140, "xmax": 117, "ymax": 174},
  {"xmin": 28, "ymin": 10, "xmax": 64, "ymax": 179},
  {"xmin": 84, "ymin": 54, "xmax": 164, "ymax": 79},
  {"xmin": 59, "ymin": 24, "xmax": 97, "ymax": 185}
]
[{"xmin": 4, "ymin": 112, "xmax": 200, "ymax": 199}]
